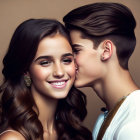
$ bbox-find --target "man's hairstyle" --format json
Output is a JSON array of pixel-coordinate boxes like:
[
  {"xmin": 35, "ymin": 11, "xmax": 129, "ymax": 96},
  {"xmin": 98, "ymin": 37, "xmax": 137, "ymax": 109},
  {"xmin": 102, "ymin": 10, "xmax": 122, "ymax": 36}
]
[{"xmin": 63, "ymin": 2, "xmax": 136, "ymax": 69}]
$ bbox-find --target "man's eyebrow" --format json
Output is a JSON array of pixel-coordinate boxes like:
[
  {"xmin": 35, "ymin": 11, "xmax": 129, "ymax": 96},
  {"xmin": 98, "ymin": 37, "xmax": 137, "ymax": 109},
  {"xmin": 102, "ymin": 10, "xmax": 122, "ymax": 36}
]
[
  {"xmin": 34, "ymin": 56, "xmax": 52, "ymax": 62},
  {"xmin": 71, "ymin": 44, "xmax": 83, "ymax": 48}
]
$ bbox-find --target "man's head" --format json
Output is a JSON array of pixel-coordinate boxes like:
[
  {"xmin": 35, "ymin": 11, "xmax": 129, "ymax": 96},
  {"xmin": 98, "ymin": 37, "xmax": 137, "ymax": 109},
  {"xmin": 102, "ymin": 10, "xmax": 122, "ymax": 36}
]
[{"xmin": 63, "ymin": 2, "xmax": 136, "ymax": 70}]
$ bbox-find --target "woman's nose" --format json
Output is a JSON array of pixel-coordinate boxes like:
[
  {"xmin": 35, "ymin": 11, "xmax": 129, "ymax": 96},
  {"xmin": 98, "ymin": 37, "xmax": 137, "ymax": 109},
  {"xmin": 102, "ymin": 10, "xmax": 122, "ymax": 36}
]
[{"xmin": 53, "ymin": 63, "xmax": 65, "ymax": 78}]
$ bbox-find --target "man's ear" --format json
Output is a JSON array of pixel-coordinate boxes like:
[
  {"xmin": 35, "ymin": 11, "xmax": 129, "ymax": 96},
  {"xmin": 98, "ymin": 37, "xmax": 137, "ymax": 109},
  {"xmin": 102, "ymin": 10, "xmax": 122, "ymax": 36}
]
[{"xmin": 101, "ymin": 40, "xmax": 113, "ymax": 61}]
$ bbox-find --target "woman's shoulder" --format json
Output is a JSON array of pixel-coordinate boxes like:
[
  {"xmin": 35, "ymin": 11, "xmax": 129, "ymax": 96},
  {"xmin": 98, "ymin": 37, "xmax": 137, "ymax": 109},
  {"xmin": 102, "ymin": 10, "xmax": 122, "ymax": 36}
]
[{"xmin": 0, "ymin": 130, "xmax": 25, "ymax": 140}]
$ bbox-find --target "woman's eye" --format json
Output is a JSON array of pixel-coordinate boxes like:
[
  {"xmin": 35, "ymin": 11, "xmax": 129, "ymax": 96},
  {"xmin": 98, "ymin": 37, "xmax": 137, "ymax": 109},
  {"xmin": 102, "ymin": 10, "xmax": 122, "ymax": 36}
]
[
  {"xmin": 63, "ymin": 58, "xmax": 73, "ymax": 64},
  {"xmin": 40, "ymin": 60, "xmax": 50, "ymax": 66}
]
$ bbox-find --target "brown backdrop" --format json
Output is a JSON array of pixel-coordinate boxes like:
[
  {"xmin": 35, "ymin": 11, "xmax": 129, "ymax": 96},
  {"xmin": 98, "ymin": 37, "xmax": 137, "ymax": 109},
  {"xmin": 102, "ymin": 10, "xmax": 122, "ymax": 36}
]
[{"xmin": 0, "ymin": 0, "xmax": 140, "ymax": 131}]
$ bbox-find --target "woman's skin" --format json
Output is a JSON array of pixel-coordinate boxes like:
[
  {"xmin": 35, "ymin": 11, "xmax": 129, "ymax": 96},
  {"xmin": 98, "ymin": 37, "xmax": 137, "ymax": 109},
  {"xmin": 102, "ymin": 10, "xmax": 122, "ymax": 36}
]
[
  {"xmin": 70, "ymin": 30, "xmax": 138, "ymax": 111},
  {"xmin": 29, "ymin": 33, "xmax": 75, "ymax": 139},
  {"xmin": 0, "ymin": 33, "xmax": 75, "ymax": 140}
]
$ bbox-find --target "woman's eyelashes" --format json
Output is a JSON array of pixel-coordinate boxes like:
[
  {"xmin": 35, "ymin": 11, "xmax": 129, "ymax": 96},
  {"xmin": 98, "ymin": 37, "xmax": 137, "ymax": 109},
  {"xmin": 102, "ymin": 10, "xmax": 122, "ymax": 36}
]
[
  {"xmin": 38, "ymin": 57, "xmax": 73, "ymax": 66},
  {"xmin": 62, "ymin": 57, "xmax": 73, "ymax": 64},
  {"xmin": 39, "ymin": 60, "xmax": 51, "ymax": 66}
]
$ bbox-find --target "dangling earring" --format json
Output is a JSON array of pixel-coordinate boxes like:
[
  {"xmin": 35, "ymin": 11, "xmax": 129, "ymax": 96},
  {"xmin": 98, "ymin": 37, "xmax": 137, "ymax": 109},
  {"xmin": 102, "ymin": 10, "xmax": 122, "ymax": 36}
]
[{"xmin": 24, "ymin": 74, "xmax": 31, "ymax": 87}]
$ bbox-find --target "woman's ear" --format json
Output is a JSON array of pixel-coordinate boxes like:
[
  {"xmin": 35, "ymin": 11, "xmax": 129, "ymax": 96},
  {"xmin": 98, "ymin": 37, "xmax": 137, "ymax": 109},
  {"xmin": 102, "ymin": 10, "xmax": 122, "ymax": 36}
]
[
  {"xmin": 24, "ymin": 71, "xmax": 30, "ymax": 77},
  {"xmin": 101, "ymin": 40, "xmax": 113, "ymax": 61}
]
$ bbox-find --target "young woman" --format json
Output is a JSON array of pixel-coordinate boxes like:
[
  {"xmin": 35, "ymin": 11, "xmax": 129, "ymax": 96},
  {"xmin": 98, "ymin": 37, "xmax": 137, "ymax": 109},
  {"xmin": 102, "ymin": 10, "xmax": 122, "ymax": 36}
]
[
  {"xmin": 0, "ymin": 19, "xmax": 92, "ymax": 140},
  {"xmin": 63, "ymin": 2, "xmax": 140, "ymax": 140}
]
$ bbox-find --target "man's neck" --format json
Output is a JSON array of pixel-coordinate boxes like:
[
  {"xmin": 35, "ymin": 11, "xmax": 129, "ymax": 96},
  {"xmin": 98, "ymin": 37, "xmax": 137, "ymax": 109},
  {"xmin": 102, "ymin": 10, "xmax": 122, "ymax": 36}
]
[{"xmin": 92, "ymin": 68, "xmax": 139, "ymax": 111}]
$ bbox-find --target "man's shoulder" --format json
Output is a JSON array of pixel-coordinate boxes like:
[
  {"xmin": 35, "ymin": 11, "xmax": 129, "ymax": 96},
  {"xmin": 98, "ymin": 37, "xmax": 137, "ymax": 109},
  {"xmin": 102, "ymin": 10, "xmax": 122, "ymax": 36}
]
[
  {"xmin": 128, "ymin": 90, "xmax": 140, "ymax": 109},
  {"xmin": 117, "ymin": 121, "xmax": 140, "ymax": 140}
]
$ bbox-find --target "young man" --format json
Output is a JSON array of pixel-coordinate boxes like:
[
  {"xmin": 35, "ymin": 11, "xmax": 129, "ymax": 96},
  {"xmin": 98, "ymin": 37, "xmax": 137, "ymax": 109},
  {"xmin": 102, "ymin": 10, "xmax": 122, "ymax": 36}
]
[{"xmin": 63, "ymin": 2, "xmax": 140, "ymax": 140}]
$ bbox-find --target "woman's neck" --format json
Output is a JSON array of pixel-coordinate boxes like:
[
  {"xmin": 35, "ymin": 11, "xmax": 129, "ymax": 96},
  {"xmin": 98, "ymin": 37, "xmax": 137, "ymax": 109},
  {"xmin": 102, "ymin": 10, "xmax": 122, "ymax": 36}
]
[{"xmin": 31, "ymin": 86, "xmax": 58, "ymax": 134}]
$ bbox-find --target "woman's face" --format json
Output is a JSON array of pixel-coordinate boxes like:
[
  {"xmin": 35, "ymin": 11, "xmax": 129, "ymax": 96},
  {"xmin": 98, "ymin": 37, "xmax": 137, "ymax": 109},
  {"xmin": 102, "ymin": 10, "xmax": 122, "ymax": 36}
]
[
  {"xmin": 29, "ymin": 34, "xmax": 75, "ymax": 99},
  {"xmin": 70, "ymin": 30, "xmax": 103, "ymax": 88}
]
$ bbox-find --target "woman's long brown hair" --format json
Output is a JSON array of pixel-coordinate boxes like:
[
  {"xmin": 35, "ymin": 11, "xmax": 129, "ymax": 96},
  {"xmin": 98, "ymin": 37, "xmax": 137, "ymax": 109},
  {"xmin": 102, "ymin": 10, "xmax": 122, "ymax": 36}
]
[{"xmin": 0, "ymin": 19, "xmax": 92, "ymax": 140}]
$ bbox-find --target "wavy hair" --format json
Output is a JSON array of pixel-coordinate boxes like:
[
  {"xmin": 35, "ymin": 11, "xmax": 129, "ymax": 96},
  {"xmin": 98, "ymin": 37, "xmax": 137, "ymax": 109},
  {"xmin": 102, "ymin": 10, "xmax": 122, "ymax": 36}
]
[{"xmin": 0, "ymin": 19, "xmax": 92, "ymax": 140}]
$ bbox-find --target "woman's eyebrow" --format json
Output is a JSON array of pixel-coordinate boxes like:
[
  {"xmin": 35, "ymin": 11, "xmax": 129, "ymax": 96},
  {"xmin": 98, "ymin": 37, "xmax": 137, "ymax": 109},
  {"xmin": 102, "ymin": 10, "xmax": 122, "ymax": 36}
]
[
  {"xmin": 34, "ymin": 53, "xmax": 73, "ymax": 62},
  {"xmin": 62, "ymin": 53, "xmax": 74, "ymax": 57},
  {"xmin": 34, "ymin": 56, "xmax": 52, "ymax": 62}
]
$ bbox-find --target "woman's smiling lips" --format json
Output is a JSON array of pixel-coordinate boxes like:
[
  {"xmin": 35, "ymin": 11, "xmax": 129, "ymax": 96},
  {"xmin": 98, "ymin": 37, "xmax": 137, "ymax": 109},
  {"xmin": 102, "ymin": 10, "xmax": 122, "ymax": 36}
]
[{"xmin": 48, "ymin": 79, "xmax": 68, "ymax": 89}]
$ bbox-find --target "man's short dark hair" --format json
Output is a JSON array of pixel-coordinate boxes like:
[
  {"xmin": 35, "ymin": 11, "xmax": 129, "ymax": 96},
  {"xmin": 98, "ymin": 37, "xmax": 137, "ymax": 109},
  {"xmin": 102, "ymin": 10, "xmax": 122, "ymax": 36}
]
[{"xmin": 63, "ymin": 2, "xmax": 136, "ymax": 69}]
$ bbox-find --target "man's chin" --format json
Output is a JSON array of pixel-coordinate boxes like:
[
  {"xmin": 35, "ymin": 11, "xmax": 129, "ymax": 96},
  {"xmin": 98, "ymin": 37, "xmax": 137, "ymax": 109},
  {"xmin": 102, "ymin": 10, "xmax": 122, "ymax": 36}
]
[{"xmin": 74, "ymin": 81, "xmax": 84, "ymax": 88}]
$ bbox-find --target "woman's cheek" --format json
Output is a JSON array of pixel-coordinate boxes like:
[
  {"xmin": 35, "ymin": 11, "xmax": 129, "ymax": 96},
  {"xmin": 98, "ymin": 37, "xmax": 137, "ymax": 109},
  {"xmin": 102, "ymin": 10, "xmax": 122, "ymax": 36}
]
[
  {"xmin": 67, "ymin": 63, "xmax": 76, "ymax": 78},
  {"xmin": 30, "ymin": 67, "xmax": 50, "ymax": 80}
]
